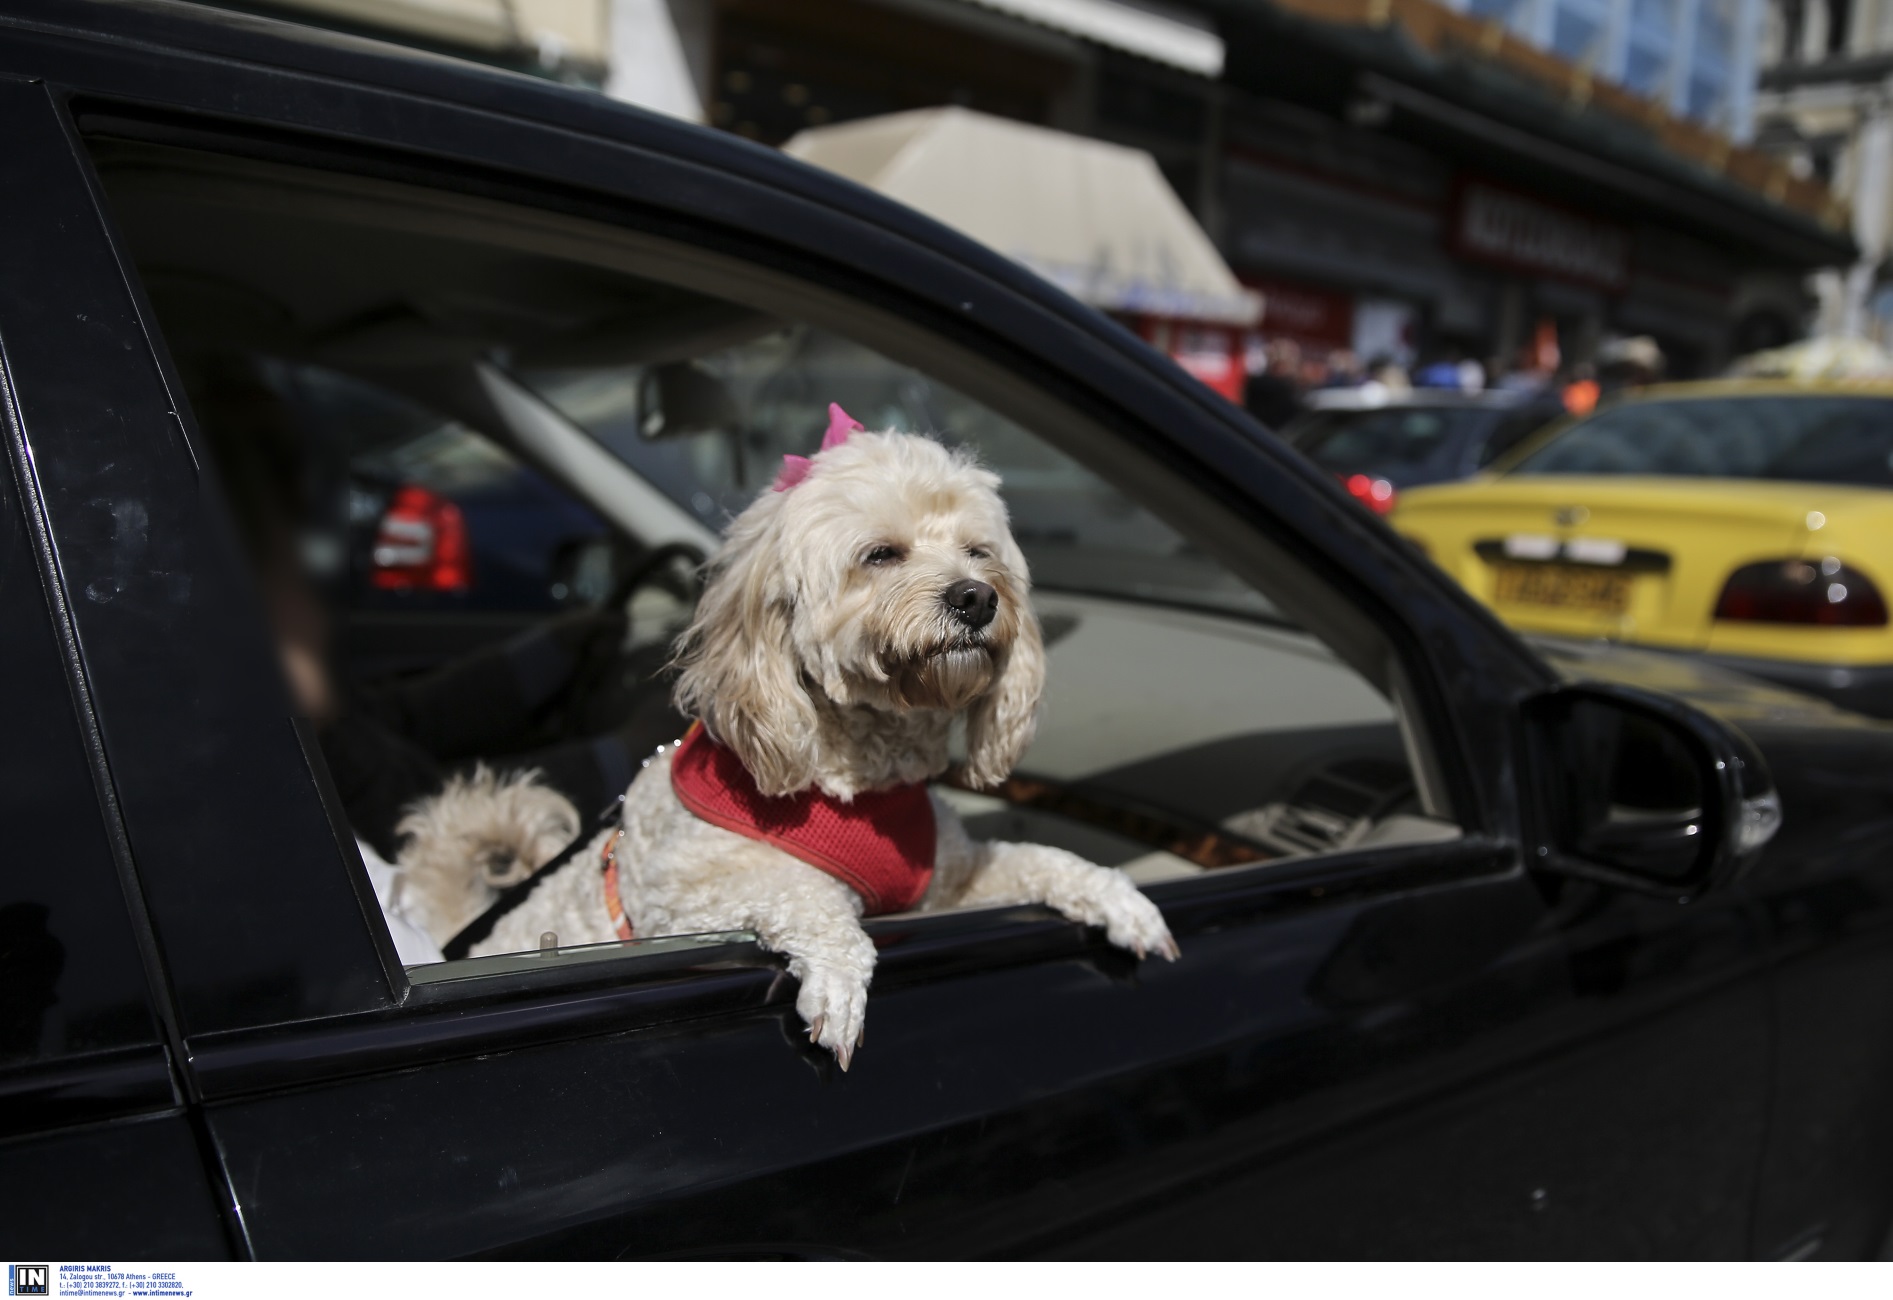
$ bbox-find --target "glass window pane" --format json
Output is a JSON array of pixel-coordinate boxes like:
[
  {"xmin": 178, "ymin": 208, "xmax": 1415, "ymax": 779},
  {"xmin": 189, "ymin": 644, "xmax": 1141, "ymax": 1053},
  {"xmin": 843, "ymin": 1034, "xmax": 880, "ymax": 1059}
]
[
  {"xmin": 1551, "ymin": 0, "xmax": 1607, "ymax": 60},
  {"xmin": 1631, "ymin": 0, "xmax": 1675, "ymax": 39},
  {"xmin": 1625, "ymin": 43, "xmax": 1670, "ymax": 95},
  {"xmin": 1292, "ymin": 407, "xmax": 1494, "ymax": 484},
  {"xmin": 524, "ymin": 335, "xmax": 1279, "ymax": 623},
  {"xmin": 1469, "ymin": 0, "xmax": 1530, "ymax": 23},
  {"xmin": 1513, "ymin": 396, "xmax": 1893, "ymax": 484}
]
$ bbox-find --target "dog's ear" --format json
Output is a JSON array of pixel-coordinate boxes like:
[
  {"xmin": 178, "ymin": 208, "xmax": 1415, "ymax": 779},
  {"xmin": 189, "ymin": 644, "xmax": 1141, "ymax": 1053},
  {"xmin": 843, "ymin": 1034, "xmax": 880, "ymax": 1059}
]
[
  {"xmin": 960, "ymin": 597, "xmax": 1044, "ymax": 789},
  {"xmin": 672, "ymin": 509, "xmax": 820, "ymax": 795}
]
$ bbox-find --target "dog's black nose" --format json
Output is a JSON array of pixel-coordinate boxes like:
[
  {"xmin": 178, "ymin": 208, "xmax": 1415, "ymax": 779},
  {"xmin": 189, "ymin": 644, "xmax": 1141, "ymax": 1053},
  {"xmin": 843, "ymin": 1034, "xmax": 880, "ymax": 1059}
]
[{"xmin": 943, "ymin": 578, "xmax": 998, "ymax": 629}]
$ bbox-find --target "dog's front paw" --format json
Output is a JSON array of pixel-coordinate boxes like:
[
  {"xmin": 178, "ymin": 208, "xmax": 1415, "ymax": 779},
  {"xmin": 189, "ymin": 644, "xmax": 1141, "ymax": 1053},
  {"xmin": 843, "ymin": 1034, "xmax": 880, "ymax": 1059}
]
[
  {"xmin": 795, "ymin": 963, "xmax": 868, "ymax": 1070},
  {"xmin": 1098, "ymin": 876, "xmax": 1180, "ymax": 963}
]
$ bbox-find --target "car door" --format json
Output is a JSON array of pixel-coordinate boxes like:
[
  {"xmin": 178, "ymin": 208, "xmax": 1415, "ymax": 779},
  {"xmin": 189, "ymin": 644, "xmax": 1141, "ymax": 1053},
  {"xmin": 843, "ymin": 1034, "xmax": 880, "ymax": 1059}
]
[
  {"xmin": 0, "ymin": 81, "xmax": 232, "ymax": 1260},
  {"xmin": 0, "ymin": 16, "xmax": 1776, "ymax": 1259},
  {"xmin": 1740, "ymin": 715, "xmax": 1893, "ymax": 1260}
]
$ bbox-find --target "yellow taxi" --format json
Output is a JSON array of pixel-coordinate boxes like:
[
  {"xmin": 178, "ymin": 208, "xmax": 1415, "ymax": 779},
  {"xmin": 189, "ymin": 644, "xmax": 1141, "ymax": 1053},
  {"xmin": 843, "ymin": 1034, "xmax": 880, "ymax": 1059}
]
[{"xmin": 1393, "ymin": 380, "xmax": 1893, "ymax": 715}]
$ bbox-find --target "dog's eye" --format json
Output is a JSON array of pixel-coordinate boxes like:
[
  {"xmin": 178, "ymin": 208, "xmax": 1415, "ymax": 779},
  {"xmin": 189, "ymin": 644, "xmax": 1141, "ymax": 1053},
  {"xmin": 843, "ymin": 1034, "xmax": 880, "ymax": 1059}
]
[
  {"xmin": 863, "ymin": 544, "xmax": 905, "ymax": 566},
  {"xmin": 965, "ymin": 545, "xmax": 990, "ymax": 560}
]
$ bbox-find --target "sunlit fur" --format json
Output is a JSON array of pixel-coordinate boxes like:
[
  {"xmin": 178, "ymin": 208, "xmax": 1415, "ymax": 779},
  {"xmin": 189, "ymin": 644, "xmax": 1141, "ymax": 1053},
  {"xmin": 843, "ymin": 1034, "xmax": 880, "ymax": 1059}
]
[
  {"xmin": 417, "ymin": 431, "xmax": 1175, "ymax": 1069},
  {"xmin": 672, "ymin": 431, "xmax": 1045, "ymax": 798}
]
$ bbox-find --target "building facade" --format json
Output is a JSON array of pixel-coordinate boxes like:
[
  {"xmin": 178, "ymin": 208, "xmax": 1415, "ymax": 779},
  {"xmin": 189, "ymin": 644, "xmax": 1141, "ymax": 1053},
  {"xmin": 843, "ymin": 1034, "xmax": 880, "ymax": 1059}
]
[
  {"xmin": 232, "ymin": 0, "xmax": 1846, "ymax": 378},
  {"xmin": 1756, "ymin": 0, "xmax": 1893, "ymax": 340},
  {"xmin": 1460, "ymin": 0, "xmax": 1764, "ymax": 140}
]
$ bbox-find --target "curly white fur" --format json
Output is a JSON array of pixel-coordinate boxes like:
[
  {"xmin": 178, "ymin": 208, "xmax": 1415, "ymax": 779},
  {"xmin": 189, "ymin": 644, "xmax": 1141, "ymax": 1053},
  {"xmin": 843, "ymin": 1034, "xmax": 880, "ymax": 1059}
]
[
  {"xmin": 461, "ymin": 431, "xmax": 1176, "ymax": 1066},
  {"xmin": 392, "ymin": 765, "xmax": 579, "ymax": 946}
]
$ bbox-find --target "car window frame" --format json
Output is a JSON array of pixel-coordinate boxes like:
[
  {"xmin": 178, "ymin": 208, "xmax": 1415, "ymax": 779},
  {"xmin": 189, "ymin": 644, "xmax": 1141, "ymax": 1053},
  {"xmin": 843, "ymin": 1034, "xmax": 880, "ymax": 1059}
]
[
  {"xmin": 52, "ymin": 83, "xmax": 1546, "ymax": 1063},
  {"xmin": 87, "ymin": 134, "xmax": 1481, "ymax": 781},
  {"xmin": 0, "ymin": 80, "xmax": 419, "ymax": 1061},
  {"xmin": 101, "ymin": 139, "xmax": 1475, "ymax": 808},
  {"xmin": 0, "ymin": 329, "xmax": 183, "ymax": 1137}
]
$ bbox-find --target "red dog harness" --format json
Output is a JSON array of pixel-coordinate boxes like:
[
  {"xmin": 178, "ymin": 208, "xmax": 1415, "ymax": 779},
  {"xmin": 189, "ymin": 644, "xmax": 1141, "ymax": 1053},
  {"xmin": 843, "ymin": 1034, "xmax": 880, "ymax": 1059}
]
[{"xmin": 664, "ymin": 722, "xmax": 936, "ymax": 915}]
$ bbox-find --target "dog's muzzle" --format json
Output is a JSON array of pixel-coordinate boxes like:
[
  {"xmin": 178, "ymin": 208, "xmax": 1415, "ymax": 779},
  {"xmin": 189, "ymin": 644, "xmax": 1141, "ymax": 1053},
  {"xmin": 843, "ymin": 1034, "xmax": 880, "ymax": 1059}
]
[{"xmin": 942, "ymin": 578, "xmax": 998, "ymax": 630}]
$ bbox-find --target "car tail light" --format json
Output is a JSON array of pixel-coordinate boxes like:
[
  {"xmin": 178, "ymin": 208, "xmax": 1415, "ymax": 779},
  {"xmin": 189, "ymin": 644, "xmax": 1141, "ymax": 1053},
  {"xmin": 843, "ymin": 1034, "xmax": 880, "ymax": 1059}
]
[
  {"xmin": 1341, "ymin": 473, "xmax": 1397, "ymax": 516},
  {"xmin": 371, "ymin": 484, "xmax": 471, "ymax": 592},
  {"xmin": 1713, "ymin": 558, "xmax": 1887, "ymax": 627}
]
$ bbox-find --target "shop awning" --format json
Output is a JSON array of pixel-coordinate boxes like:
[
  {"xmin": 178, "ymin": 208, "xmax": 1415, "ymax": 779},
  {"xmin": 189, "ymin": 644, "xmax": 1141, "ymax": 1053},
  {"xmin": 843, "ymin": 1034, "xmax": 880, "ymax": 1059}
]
[{"xmin": 784, "ymin": 107, "xmax": 1262, "ymax": 326}]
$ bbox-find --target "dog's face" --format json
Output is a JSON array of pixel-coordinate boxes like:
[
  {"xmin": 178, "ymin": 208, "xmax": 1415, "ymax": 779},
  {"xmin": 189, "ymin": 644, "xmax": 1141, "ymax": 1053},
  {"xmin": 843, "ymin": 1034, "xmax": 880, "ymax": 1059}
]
[
  {"xmin": 674, "ymin": 431, "xmax": 1044, "ymax": 795},
  {"xmin": 796, "ymin": 435, "xmax": 1026, "ymax": 714}
]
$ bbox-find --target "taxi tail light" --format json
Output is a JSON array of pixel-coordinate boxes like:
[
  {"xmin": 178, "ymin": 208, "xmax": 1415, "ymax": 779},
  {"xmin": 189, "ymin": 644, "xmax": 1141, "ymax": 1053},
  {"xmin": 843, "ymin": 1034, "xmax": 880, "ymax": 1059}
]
[
  {"xmin": 1713, "ymin": 559, "xmax": 1887, "ymax": 627},
  {"xmin": 1341, "ymin": 473, "xmax": 1397, "ymax": 516},
  {"xmin": 370, "ymin": 484, "xmax": 471, "ymax": 592}
]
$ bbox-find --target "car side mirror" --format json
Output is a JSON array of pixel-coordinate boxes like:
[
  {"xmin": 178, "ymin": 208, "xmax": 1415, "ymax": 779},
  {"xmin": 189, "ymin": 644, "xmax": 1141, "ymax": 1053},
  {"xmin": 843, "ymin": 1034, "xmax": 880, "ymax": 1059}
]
[{"xmin": 1521, "ymin": 684, "xmax": 1780, "ymax": 900}]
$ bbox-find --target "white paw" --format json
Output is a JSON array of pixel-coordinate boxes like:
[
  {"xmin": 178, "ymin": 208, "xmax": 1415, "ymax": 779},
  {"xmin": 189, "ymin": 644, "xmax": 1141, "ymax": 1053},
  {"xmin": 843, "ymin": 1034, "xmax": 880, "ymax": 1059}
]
[
  {"xmin": 795, "ymin": 962, "xmax": 869, "ymax": 1070},
  {"xmin": 1097, "ymin": 875, "xmax": 1180, "ymax": 962}
]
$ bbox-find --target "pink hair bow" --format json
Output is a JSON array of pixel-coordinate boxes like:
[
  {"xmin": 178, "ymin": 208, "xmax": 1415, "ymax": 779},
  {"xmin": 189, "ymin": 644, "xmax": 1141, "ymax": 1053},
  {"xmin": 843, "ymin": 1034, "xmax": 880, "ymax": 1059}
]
[{"xmin": 773, "ymin": 402, "xmax": 864, "ymax": 492}]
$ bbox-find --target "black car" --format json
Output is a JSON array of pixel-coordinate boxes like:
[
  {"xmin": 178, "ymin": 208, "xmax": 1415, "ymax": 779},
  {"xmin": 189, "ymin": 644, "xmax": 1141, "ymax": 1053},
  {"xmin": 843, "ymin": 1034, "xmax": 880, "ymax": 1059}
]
[
  {"xmin": 5, "ymin": 0, "xmax": 1893, "ymax": 1262},
  {"xmin": 1285, "ymin": 389, "xmax": 1568, "ymax": 513}
]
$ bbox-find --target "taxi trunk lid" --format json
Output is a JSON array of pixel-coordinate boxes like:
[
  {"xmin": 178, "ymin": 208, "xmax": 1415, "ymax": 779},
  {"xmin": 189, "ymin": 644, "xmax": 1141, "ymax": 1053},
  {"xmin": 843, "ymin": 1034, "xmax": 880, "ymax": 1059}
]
[{"xmin": 1403, "ymin": 478, "xmax": 1826, "ymax": 650}]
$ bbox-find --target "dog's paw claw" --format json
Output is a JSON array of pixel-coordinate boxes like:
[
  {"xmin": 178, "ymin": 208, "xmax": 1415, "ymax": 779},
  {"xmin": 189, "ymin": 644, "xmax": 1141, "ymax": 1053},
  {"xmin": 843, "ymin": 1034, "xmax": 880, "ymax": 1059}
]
[
  {"xmin": 795, "ymin": 964, "xmax": 869, "ymax": 1068},
  {"xmin": 1100, "ymin": 882, "xmax": 1177, "ymax": 965}
]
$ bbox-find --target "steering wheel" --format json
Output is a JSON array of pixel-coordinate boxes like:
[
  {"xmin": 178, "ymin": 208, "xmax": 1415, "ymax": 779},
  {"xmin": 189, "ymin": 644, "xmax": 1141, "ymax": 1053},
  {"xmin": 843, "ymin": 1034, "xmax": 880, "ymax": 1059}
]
[
  {"xmin": 557, "ymin": 539, "xmax": 708, "ymax": 738},
  {"xmin": 602, "ymin": 539, "xmax": 708, "ymax": 612}
]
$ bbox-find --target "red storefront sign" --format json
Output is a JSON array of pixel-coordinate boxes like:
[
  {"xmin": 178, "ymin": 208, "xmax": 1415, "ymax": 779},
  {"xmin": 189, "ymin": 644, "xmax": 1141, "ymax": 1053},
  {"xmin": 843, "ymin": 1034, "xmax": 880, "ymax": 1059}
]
[
  {"xmin": 1136, "ymin": 317, "xmax": 1245, "ymax": 402},
  {"xmin": 1242, "ymin": 276, "xmax": 1355, "ymax": 350},
  {"xmin": 1450, "ymin": 179, "xmax": 1630, "ymax": 294}
]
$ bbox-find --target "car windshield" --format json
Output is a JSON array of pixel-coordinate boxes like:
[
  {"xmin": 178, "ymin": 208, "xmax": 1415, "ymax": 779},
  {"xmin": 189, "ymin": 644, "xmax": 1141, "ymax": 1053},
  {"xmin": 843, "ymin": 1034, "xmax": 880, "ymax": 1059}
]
[
  {"xmin": 1509, "ymin": 394, "xmax": 1893, "ymax": 485},
  {"xmin": 1291, "ymin": 406, "xmax": 1495, "ymax": 484},
  {"xmin": 520, "ymin": 327, "xmax": 1282, "ymax": 623}
]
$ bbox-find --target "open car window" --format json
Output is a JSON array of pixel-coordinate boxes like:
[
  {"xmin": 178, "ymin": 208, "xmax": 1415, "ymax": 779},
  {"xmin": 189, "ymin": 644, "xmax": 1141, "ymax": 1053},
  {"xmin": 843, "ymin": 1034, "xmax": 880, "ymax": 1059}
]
[
  {"xmin": 519, "ymin": 331, "xmax": 1280, "ymax": 624},
  {"xmin": 91, "ymin": 138, "xmax": 1462, "ymax": 984}
]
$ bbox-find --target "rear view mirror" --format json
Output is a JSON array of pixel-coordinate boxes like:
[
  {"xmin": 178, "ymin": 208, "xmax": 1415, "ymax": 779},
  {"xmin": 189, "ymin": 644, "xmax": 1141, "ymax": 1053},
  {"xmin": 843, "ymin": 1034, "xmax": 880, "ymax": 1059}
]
[
  {"xmin": 637, "ymin": 361, "xmax": 738, "ymax": 440},
  {"xmin": 1522, "ymin": 684, "xmax": 1779, "ymax": 900}
]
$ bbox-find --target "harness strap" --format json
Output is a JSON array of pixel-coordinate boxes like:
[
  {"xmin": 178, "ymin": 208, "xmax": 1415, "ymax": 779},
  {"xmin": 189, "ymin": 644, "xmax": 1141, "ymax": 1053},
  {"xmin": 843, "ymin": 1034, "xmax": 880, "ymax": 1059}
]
[
  {"xmin": 440, "ymin": 797, "xmax": 623, "ymax": 961},
  {"xmin": 601, "ymin": 828, "xmax": 633, "ymax": 941}
]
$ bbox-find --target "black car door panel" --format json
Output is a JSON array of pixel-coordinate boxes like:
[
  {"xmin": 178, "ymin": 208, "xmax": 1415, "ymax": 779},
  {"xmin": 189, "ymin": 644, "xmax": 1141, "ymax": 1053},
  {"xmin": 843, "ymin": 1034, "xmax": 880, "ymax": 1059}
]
[
  {"xmin": 0, "ymin": 82, "xmax": 229, "ymax": 1256},
  {"xmin": 193, "ymin": 846, "xmax": 1770, "ymax": 1259},
  {"xmin": 1743, "ymin": 726, "xmax": 1893, "ymax": 1260},
  {"xmin": 0, "ymin": 78, "xmax": 398, "ymax": 1037},
  {"xmin": 0, "ymin": 1115, "xmax": 231, "ymax": 1259}
]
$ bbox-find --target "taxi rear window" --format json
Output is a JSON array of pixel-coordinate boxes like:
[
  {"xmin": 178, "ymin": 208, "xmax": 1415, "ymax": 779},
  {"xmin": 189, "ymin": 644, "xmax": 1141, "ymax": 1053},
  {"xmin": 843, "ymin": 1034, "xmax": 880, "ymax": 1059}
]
[
  {"xmin": 1293, "ymin": 407, "xmax": 1492, "ymax": 481},
  {"xmin": 1512, "ymin": 395, "xmax": 1893, "ymax": 485}
]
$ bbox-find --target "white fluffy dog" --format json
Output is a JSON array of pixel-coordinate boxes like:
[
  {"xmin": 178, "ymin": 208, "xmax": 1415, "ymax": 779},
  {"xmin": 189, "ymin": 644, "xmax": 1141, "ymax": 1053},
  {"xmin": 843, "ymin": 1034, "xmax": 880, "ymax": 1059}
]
[
  {"xmin": 391, "ymin": 765, "xmax": 580, "ymax": 947},
  {"xmin": 411, "ymin": 413, "xmax": 1176, "ymax": 1067}
]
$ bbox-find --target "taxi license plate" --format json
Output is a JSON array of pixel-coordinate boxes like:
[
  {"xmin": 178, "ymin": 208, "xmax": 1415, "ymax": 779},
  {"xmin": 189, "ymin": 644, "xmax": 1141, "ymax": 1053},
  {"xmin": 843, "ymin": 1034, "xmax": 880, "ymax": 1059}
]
[{"xmin": 1493, "ymin": 563, "xmax": 1632, "ymax": 614}]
